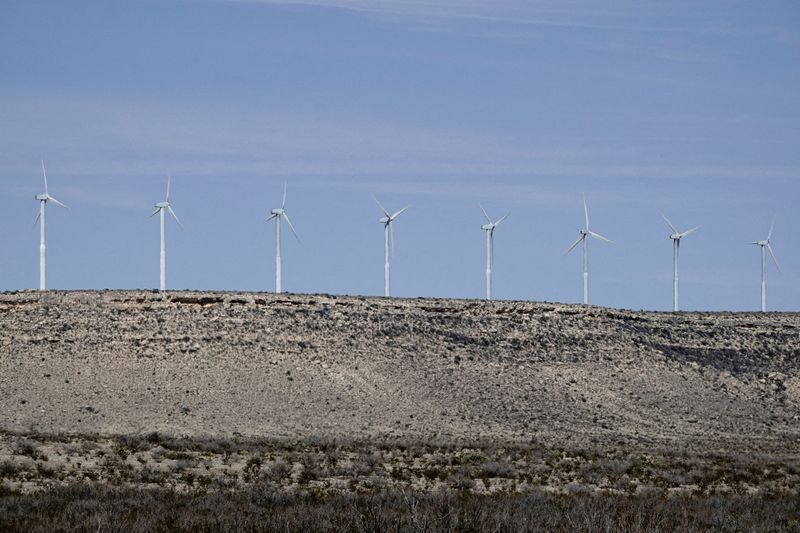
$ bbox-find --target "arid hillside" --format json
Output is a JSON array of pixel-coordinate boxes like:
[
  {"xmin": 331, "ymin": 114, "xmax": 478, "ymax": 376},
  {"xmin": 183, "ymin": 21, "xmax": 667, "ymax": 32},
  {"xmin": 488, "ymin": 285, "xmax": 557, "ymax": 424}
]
[{"xmin": 0, "ymin": 291, "xmax": 798, "ymax": 452}]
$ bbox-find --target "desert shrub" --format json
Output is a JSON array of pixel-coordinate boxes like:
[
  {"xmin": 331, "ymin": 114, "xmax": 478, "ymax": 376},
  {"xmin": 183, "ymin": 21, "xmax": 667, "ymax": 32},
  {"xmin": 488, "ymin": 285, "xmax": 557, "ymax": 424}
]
[
  {"xmin": 298, "ymin": 456, "xmax": 322, "ymax": 484},
  {"xmin": 480, "ymin": 461, "xmax": 515, "ymax": 479},
  {"xmin": 12, "ymin": 438, "xmax": 41, "ymax": 459},
  {"xmin": 265, "ymin": 459, "xmax": 291, "ymax": 482},
  {"xmin": 447, "ymin": 471, "xmax": 475, "ymax": 490},
  {"xmin": 244, "ymin": 456, "xmax": 262, "ymax": 475},
  {"xmin": 174, "ymin": 458, "xmax": 198, "ymax": 472},
  {"xmin": 0, "ymin": 461, "xmax": 22, "ymax": 478},
  {"xmin": 453, "ymin": 451, "xmax": 485, "ymax": 466}
]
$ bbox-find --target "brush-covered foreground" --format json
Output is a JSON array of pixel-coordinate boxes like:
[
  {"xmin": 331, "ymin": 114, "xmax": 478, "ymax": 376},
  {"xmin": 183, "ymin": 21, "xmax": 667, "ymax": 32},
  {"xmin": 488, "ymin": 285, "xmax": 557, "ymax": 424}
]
[{"xmin": 1, "ymin": 432, "xmax": 799, "ymax": 532}]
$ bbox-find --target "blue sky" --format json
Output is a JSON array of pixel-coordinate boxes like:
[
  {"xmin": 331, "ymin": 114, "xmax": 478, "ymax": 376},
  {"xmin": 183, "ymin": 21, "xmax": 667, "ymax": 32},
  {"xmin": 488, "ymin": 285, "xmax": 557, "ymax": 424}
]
[{"xmin": 0, "ymin": 0, "xmax": 798, "ymax": 310}]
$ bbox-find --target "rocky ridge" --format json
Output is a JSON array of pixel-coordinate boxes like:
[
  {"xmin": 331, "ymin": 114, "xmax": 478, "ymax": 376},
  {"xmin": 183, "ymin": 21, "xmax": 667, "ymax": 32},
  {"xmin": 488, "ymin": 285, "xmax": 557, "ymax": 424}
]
[{"xmin": 0, "ymin": 291, "xmax": 798, "ymax": 452}]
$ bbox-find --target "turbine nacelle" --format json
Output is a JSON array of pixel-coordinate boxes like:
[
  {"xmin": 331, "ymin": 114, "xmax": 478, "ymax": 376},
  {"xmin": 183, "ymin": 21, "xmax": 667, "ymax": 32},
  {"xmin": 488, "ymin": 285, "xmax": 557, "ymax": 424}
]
[
  {"xmin": 662, "ymin": 214, "xmax": 698, "ymax": 241},
  {"xmin": 154, "ymin": 201, "xmax": 170, "ymax": 209},
  {"xmin": 480, "ymin": 206, "xmax": 509, "ymax": 232},
  {"xmin": 271, "ymin": 208, "xmax": 285, "ymax": 216}
]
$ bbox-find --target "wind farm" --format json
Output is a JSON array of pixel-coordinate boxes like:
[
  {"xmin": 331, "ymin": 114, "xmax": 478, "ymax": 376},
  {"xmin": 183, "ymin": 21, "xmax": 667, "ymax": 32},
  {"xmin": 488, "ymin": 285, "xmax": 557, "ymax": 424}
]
[{"xmin": 12, "ymin": 170, "xmax": 795, "ymax": 313}]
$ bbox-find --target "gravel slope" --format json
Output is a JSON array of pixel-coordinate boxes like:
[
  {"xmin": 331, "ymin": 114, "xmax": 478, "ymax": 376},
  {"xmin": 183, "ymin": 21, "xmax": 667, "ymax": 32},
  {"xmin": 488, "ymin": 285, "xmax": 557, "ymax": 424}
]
[{"xmin": 1, "ymin": 291, "xmax": 798, "ymax": 452}]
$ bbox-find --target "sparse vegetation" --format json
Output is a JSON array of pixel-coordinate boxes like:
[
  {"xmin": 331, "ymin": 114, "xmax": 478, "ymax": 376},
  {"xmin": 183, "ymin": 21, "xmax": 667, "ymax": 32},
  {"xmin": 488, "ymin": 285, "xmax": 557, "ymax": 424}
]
[{"xmin": 1, "ymin": 483, "xmax": 798, "ymax": 532}]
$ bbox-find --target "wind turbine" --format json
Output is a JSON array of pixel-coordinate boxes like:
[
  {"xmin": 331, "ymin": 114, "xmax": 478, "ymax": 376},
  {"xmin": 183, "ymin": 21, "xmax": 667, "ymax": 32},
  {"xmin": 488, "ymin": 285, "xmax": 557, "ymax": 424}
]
[
  {"xmin": 480, "ymin": 206, "xmax": 509, "ymax": 301},
  {"xmin": 267, "ymin": 182, "xmax": 299, "ymax": 294},
  {"xmin": 35, "ymin": 160, "xmax": 68, "ymax": 291},
  {"xmin": 751, "ymin": 218, "xmax": 779, "ymax": 312},
  {"xmin": 662, "ymin": 214, "xmax": 699, "ymax": 312},
  {"xmin": 566, "ymin": 196, "xmax": 613, "ymax": 305},
  {"xmin": 373, "ymin": 195, "xmax": 409, "ymax": 297},
  {"xmin": 150, "ymin": 176, "xmax": 182, "ymax": 291}
]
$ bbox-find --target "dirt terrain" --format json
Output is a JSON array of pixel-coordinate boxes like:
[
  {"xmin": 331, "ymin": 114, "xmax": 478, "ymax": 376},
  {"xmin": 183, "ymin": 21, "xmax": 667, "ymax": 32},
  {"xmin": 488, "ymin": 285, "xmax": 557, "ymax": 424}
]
[{"xmin": 0, "ymin": 290, "xmax": 797, "ymax": 453}]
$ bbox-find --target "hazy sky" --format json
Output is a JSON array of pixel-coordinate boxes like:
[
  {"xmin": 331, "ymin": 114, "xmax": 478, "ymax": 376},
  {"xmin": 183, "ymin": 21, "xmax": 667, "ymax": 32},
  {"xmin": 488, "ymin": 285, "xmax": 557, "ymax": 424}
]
[{"xmin": 1, "ymin": 0, "xmax": 798, "ymax": 310}]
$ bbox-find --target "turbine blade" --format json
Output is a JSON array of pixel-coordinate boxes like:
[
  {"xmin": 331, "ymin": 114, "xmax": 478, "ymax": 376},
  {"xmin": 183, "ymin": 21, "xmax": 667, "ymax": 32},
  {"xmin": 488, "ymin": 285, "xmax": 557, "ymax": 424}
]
[
  {"xmin": 391, "ymin": 206, "xmax": 410, "ymax": 220},
  {"xmin": 589, "ymin": 230, "xmax": 614, "ymax": 244},
  {"xmin": 34, "ymin": 211, "xmax": 41, "ymax": 226},
  {"xmin": 282, "ymin": 212, "xmax": 300, "ymax": 241},
  {"xmin": 372, "ymin": 194, "xmax": 389, "ymax": 217},
  {"xmin": 767, "ymin": 243, "xmax": 780, "ymax": 272},
  {"xmin": 679, "ymin": 226, "xmax": 700, "ymax": 238},
  {"xmin": 41, "ymin": 159, "xmax": 49, "ymax": 195},
  {"xmin": 494, "ymin": 212, "xmax": 510, "ymax": 226},
  {"xmin": 47, "ymin": 195, "xmax": 68, "ymax": 209},
  {"xmin": 166, "ymin": 175, "xmax": 171, "ymax": 203},
  {"xmin": 150, "ymin": 208, "xmax": 161, "ymax": 218},
  {"xmin": 661, "ymin": 213, "xmax": 677, "ymax": 234},
  {"xmin": 480, "ymin": 205, "xmax": 491, "ymax": 224},
  {"xmin": 583, "ymin": 195, "xmax": 589, "ymax": 230},
  {"xmin": 767, "ymin": 216, "xmax": 776, "ymax": 240},
  {"xmin": 281, "ymin": 181, "xmax": 287, "ymax": 209},
  {"xmin": 167, "ymin": 205, "xmax": 183, "ymax": 228},
  {"xmin": 566, "ymin": 234, "xmax": 584, "ymax": 254},
  {"xmin": 266, "ymin": 213, "xmax": 278, "ymax": 222}
]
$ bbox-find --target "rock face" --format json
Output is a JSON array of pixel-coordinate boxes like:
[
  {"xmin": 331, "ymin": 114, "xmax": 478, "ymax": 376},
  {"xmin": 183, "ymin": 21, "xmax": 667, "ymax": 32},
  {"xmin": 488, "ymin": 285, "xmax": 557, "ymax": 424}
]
[{"xmin": 0, "ymin": 291, "xmax": 798, "ymax": 451}]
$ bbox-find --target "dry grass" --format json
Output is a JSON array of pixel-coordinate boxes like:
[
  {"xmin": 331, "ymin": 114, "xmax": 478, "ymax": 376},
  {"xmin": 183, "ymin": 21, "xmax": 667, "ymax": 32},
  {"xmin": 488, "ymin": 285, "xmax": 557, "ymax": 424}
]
[{"xmin": 0, "ymin": 483, "xmax": 798, "ymax": 532}]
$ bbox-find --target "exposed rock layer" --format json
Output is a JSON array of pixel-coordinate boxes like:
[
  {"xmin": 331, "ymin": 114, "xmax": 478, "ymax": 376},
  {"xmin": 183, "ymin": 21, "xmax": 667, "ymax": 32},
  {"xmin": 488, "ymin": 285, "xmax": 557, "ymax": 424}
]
[{"xmin": 1, "ymin": 291, "xmax": 798, "ymax": 452}]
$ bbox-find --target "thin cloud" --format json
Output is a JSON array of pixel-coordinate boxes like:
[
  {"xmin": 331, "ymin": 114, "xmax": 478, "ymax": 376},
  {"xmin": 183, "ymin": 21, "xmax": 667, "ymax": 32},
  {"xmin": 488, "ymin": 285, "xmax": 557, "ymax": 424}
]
[{"xmin": 220, "ymin": 0, "xmax": 687, "ymax": 33}]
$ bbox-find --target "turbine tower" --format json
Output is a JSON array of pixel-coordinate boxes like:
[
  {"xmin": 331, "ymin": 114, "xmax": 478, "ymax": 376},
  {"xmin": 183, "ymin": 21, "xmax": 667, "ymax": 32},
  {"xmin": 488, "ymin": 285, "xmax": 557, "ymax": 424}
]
[
  {"xmin": 480, "ymin": 206, "xmax": 509, "ymax": 301},
  {"xmin": 566, "ymin": 196, "xmax": 613, "ymax": 305},
  {"xmin": 373, "ymin": 195, "xmax": 409, "ymax": 297},
  {"xmin": 150, "ymin": 176, "xmax": 182, "ymax": 291},
  {"xmin": 662, "ymin": 214, "xmax": 699, "ymax": 312},
  {"xmin": 751, "ymin": 218, "xmax": 779, "ymax": 312},
  {"xmin": 35, "ymin": 160, "xmax": 68, "ymax": 291},
  {"xmin": 267, "ymin": 182, "xmax": 299, "ymax": 294}
]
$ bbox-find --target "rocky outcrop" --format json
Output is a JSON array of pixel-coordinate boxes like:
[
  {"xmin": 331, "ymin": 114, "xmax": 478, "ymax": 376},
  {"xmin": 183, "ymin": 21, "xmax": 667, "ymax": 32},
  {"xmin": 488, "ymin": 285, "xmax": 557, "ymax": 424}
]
[{"xmin": 0, "ymin": 291, "xmax": 798, "ymax": 452}]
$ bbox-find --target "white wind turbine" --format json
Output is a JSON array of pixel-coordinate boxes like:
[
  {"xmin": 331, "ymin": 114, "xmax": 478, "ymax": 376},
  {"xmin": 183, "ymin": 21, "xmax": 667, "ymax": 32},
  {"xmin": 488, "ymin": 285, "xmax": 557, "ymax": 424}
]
[
  {"xmin": 751, "ymin": 218, "xmax": 779, "ymax": 312},
  {"xmin": 150, "ymin": 176, "xmax": 182, "ymax": 291},
  {"xmin": 267, "ymin": 182, "xmax": 299, "ymax": 294},
  {"xmin": 480, "ymin": 206, "xmax": 509, "ymax": 301},
  {"xmin": 35, "ymin": 160, "xmax": 68, "ymax": 291},
  {"xmin": 373, "ymin": 195, "xmax": 409, "ymax": 297},
  {"xmin": 566, "ymin": 197, "xmax": 613, "ymax": 305},
  {"xmin": 662, "ymin": 214, "xmax": 699, "ymax": 312}
]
